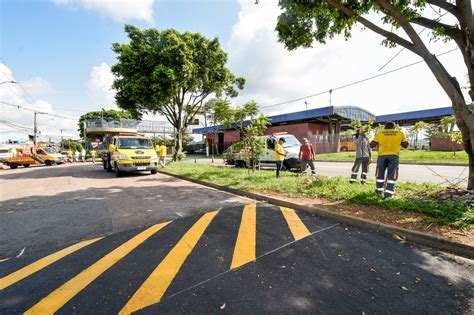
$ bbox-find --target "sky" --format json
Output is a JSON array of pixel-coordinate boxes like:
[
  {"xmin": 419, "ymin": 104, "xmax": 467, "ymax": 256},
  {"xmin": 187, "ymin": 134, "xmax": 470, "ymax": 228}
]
[{"xmin": 0, "ymin": 0, "xmax": 468, "ymax": 142}]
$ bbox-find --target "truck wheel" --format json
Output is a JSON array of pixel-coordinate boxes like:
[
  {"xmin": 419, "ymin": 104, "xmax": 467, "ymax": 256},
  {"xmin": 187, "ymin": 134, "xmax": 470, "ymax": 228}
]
[
  {"xmin": 114, "ymin": 164, "xmax": 121, "ymax": 177},
  {"xmin": 23, "ymin": 164, "xmax": 30, "ymax": 168},
  {"xmin": 107, "ymin": 160, "xmax": 112, "ymax": 172},
  {"xmin": 10, "ymin": 163, "xmax": 18, "ymax": 169},
  {"xmin": 45, "ymin": 160, "xmax": 53, "ymax": 166},
  {"xmin": 151, "ymin": 169, "xmax": 157, "ymax": 175},
  {"xmin": 340, "ymin": 146, "xmax": 348, "ymax": 152}
]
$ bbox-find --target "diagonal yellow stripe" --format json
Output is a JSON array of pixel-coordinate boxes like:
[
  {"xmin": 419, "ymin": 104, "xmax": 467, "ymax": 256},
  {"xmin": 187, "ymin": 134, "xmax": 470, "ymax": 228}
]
[
  {"xmin": 0, "ymin": 237, "xmax": 103, "ymax": 291},
  {"xmin": 25, "ymin": 221, "xmax": 171, "ymax": 315},
  {"xmin": 230, "ymin": 203, "xmax": 256, "ymax": 270},
  {"xmin": 280, "ymin": 207, "xmax": 311, "ymax": 241},
  {"xmin": 119, "ymin": 211, "xmax": 218, "ymax": 314}
]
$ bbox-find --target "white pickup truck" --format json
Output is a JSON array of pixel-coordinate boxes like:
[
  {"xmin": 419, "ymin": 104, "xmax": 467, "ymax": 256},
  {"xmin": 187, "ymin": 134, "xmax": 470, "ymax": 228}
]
[{"xmin": 225, "ymin": 134, "xmax": 302, "ymax": 171}]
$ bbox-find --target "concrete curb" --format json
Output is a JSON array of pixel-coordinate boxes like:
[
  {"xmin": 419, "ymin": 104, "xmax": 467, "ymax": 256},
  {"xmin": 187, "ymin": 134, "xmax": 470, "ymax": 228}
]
[
  {"xmin": 316, "ymin": 160, "xmax": 468, "ymax": 167},
  {"xmin": 159, "ymin": 170, "xmax": 474, "ymax": 259}
]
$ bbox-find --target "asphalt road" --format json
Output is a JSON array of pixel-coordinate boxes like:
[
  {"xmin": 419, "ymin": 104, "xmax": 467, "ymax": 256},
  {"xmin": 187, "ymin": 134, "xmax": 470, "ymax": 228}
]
[
  {"xmin": 184, "ymin": 158, "xmax": 468, "ymax": 186},
  {"xmin": 1, "ymin": 164, "xmax": 473, "ymax": 313},
  {"xmin": 0, "ymin": 163, "xmax": 249, "ymax": 257}
]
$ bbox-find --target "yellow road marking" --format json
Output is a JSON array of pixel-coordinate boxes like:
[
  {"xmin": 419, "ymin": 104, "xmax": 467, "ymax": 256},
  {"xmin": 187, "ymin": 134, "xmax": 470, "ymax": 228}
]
[
  {"xmin": 230, "ymin": 203, "xmax": 256, "ymax": 270},
  {"xmin": 280, "ymin": 207, "xmax": 311, "ymax": 241},
  {"xmin": 0, "ymin": 237, "xmax": 103, "ymax": 291},
  {"xmin": 25, "ymin": 221, "xmax": 171, "ymax": 315},
  {"xmin": 119, "ymin": 211, "xmax": 218, "ymax": 315}
]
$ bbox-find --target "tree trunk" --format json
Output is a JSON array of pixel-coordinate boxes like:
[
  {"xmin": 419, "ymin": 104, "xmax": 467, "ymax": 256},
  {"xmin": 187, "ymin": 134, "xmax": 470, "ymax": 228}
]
[
  {"xmin": 173, "ymin": 128, "xmax": 184, "ymax": 161},
  {"xmin": 468, "ymin": 149, "xmax": 474, "ymax": 191},
  {"xmin": 452, "ymin": 100, "xmax": 474, "ymax": 190}
]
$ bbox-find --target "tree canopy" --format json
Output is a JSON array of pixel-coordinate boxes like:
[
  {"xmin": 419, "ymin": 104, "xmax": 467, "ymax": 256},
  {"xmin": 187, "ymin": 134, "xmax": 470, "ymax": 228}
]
[
  {"xmin": 111, "ymin": 25, "xmax": 245, "ymax": 160},
  {"xmin": 273, "ymin": 0, "xmax": 474, "ymax": 189}
]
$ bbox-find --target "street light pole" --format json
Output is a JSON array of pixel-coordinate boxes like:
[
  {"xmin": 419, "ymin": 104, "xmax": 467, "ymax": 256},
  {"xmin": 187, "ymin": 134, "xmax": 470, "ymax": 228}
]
[{"xmin": 0, "ymin": 80, "xmax": 17, "ymax": 85}]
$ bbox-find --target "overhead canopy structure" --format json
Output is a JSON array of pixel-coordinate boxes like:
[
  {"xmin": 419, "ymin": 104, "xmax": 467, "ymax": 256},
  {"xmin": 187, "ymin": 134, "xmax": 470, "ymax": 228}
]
[
  {"xmin": 375, "ymin": 107, "xmax": 453, "ymax": 126},
  {"xmin": 85, "ymin": 118, "xmax": 194, "ymax": 135},
  {"xmin": 193, "ymin": 105, "xmax": 454, "ymax": 134},
  {"xmin": 85, "ymin": 118, "xmax": 138, "ymax": 135},
  {"xmin": 193, "ymin": 105, "xmax": 375, "ymax": 134}
]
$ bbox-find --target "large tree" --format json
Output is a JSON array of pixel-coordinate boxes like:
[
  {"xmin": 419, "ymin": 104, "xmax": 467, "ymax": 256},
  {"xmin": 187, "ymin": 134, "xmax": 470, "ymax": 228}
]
[
  {"xmin": 273, "ymin": 0, "xmax": 474, "ymax": 189},
  {"xmin": 112, "ymin": 25, "xmax": 245, "ymax": 160}
]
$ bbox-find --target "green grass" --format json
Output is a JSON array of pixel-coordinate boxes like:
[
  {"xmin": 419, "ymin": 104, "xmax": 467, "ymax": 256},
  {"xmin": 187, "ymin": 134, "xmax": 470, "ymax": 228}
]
[
  {"xmin": 316, "ymin": 150, "xmax": 468, "ymax": 164},
  {"xmin": 165, "ymin": 163, "xmax": 473, "ymax": 228}
]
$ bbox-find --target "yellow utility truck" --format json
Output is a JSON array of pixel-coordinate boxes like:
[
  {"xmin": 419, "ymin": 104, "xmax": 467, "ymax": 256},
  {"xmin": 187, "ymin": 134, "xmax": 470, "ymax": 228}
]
[
  {"xmin": 3, "ymin": 146, "xmax": 63, "ymax": 169},
  {"xmin": 104, "ymin": 133, "xmax": 158, "ymax": 177},
  {"xmin": 85, "ymin": 118, "xmax": 159, "ymax": 177}
]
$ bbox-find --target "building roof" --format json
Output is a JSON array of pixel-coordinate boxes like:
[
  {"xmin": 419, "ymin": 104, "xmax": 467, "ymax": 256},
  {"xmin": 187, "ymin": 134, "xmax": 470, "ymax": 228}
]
[
  {"xmin": 193, "ymin": 105, "xmax": 376, "ymax": 134},
  {"xmin": 192, "ymin": 105, "xmax": 454, "ymax": 134},
  {"xmin": 375, "ymin": 107, "xmax": 453, "ymax": 124}
]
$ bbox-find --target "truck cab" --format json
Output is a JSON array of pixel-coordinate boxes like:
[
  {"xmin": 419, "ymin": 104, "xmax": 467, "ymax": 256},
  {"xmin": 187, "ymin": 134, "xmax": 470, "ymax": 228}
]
[
  {"xmin": 37, "ymin": 147, "xmax": 65, "ymax": 164},
  {"xmin": 105, "ymin": 134, "xmax": 158, "ymax": 177}
]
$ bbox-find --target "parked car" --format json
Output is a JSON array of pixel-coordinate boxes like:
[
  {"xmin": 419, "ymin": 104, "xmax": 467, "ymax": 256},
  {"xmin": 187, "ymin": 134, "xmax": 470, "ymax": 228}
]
[{"xmin": 225, "ymin": 133, "xmax": 302, "ymax": 171}]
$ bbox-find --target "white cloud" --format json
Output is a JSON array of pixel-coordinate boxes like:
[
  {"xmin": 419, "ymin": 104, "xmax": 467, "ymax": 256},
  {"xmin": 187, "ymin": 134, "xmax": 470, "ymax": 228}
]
[
  {"xmin": 228, "ymin": 0, "xmax": 467, "ymax": 116},
  {"xmin": 0, "ymin": 64, "xmax": 79, "ymax": 143},
  {"xmin": 21, "ymin": 77, "xmax": 53, "ymax": 97},
  {"xmin": 85, "ymin": 62, "xmax": 169, "ymax": 122},
  {"xmin": 86, "ymin": 63, "xmax": 118, "ymax": 110},
  {"xmin": 52, "ymin": 0, "xmax": 155, "ymax": 23}
]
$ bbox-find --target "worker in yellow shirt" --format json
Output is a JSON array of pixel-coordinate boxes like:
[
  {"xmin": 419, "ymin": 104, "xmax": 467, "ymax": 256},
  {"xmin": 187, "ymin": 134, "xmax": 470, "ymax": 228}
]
[
  {"xmin": 66, "ymin": 149, "xmax": 73, "ymax": 163},
  {"xmin": 159, "ymin": 144, "xmax": 167, "ymax": 168},
  {"xmin": 275, "ymin": 137, "xmax": 287, "ymax": 179},
  {"xmin": 370, "ymin": 122, "xmax": 408, "ymax": 198},
  {"xmin": 90, "ymin": 149, "xmax": 97, "ymax": 164}
]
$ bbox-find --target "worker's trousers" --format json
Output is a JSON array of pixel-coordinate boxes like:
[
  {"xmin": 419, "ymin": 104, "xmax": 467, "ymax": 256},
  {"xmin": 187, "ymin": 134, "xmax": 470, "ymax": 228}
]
[
  {"xmin": 375, "ymin": 155, "xmax": 399, "ymax": 198},
  {"xmin": 350, "ymin": 157, "xmax": 370, "ymax": 184}
]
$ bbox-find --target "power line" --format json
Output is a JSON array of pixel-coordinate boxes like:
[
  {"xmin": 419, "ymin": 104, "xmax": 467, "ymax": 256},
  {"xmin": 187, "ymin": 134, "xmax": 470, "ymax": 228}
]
[
  {"xmin": 260, "ymin": 48, "xmax": 458, "ymax": 109},
  {"xmin": 0, "ymin": 100, "xmax": 78, "ymax": 120},
  {"xmin": 0, "ymin": 120, "xmax": 33, "ymax": 131},
  {"xmin": 377, "ymin": 11, "xmax": 449, "ymax": 71},
  {"xmin": 0, "ymin": 121, "xmax": 33, "ymax": 132},
  {"xmin": 0, "ymin": 115, "xmax": 33, "ymax": 129},
  {"xmin": 0, "ymin": 58, "xmax": 36, "ymax": 105}
]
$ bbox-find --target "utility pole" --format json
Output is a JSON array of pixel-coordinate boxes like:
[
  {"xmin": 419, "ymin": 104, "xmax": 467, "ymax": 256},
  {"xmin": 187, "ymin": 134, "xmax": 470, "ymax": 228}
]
[
  {"xmin": 33, "ymin": 112, "xmax": 37, "ymax": 153},
  {"xmin": 60, "ymin": 129, "xmax": 64, "ymax": 150}
]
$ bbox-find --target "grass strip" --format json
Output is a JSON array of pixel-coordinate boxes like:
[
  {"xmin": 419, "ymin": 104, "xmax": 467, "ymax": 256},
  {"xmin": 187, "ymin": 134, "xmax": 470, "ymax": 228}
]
[{"xmin": 165, "ymin": 162, "xmax": 473, "ymax": 228}]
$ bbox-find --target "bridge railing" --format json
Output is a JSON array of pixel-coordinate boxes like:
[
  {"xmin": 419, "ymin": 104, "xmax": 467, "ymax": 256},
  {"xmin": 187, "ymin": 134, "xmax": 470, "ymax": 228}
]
[{"xmin": 85, "ymin": 118, "xmax": 194, "ymax": 134}]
